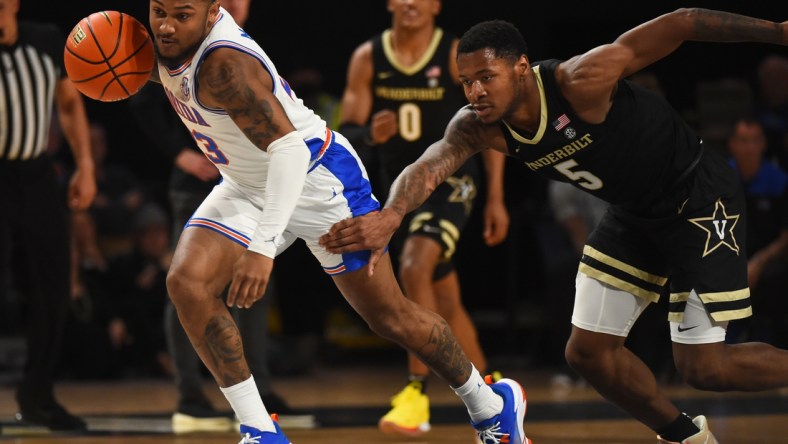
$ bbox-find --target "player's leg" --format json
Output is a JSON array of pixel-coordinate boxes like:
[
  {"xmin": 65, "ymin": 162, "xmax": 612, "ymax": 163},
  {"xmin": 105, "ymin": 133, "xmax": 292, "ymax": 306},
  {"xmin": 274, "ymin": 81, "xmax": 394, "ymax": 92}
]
[
  {"xmin": 166, "ymin": 190, "xmax": 232, "ymax": 433},
  {"xmin": 399, "ymin": 236, "xmax": 487, "ymax": 374},
  {"xmin": 566, "ymin": 273, "xmax": 682, "ymax": 430},
  {"xmin": 299, "ymin": 134, "xmax": 530, "ymax": 443},
  {"xmin": 565, "ymin": 206, "xmax": 710, "ymax": 442},
  {"xmin": 667, "ymin": 218, "xmax": 788, "ymax": 393},
  {"xmin": 10, "ymin": 159, "xmax": 85, "ymax": 430},
  {"xmin": 166, "ymin": 184, "xmax": 288, "ymax": 442},
  {"xmin": 330, "ymin": 253, "xmax": 530, "ymax": 443},
  {"xmin": 378, "ymin": 235, "xmax": 440, "ymax": 435},
  {"xmin": 671, "ymin": 294, "xmax": 788, "ymax": 391},
  {"xmin": 432, "ymin": 269, "xmax": 487, "ymax": 373},
  {"xmin": 664, "ymin": 154, "xmax": 788, "ymax": 398},
  {"xmin": 167, "ymin": 227, "xmax": 246, "ymax": 388}
]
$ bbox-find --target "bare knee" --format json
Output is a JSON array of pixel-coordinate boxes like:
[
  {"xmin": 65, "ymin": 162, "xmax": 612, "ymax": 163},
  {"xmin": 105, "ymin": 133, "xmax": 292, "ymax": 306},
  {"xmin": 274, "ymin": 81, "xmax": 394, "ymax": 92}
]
[
  {"xmin": 166, "ymin": 266, "xmax": 201, "ymax": 308},
  {"xmin": 564, "ymin": 330, "xmax": 620, "ymax": 383},
  {"xmin": 565, "ymin": 338, "xmax": 605, "ymax": 374},
  {"xmin": 398, "ymin": 255, "xmax": 435, "ymax": 286}
]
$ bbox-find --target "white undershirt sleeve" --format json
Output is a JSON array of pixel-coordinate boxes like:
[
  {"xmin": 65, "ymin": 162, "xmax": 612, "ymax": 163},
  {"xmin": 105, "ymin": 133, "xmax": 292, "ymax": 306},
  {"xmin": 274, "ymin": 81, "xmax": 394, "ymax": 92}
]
[{"xmin": 246, "ymin": 130, "xmax": 311, "ymax": 258}]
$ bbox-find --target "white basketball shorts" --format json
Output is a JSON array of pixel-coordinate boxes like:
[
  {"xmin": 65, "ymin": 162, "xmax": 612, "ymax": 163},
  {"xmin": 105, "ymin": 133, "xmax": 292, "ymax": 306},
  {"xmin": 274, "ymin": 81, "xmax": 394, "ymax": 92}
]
[{"xmin": 185, "ymin": 131, "xmax": 380, "ymax": 275}]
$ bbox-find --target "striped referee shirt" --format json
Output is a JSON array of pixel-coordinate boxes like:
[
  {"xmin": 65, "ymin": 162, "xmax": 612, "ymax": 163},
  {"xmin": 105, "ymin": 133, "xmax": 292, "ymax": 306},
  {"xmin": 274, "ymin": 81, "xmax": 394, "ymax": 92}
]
[{"xmin": 0, "ymin": 21, "xmax": 64, "ymax": 161}]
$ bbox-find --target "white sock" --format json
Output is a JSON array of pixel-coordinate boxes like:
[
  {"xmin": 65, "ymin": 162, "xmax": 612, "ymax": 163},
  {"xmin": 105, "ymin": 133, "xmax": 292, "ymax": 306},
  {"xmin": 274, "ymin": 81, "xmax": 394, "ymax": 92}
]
[
  {"xmin": 219, "ymin": 376, "xmax": 274, "ymax": 432},
  {"xmin": 451, "ymin": 365, "xmax": 503, "ymax": 423}
]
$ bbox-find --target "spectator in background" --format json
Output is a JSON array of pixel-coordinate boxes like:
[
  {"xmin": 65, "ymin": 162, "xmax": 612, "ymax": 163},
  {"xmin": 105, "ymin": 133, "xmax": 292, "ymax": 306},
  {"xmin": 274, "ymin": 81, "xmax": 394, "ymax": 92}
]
[
  {"xmin": 726, "ymin": 117, "xmax": 788, "ymax": 348},
  {"xmin": 0, "ymin": 0, "xmax": 96, "ymax": 430},
  {"xmin": 754, "ymin": 55, "xmax": 788, "ymax": 168},
  {"xmin": 84, "ymin": 123, "xmax": 147, "ymax": 258},
  {"xmin": 104, "ymin": 204, "xmax": 173, "ymax": 377}
]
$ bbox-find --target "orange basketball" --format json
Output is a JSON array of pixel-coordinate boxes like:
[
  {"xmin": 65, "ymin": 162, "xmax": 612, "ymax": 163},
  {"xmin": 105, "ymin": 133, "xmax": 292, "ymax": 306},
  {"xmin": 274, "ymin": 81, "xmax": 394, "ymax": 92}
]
[{"xmin": 64, "ymin": 11, "xmax": 155, "ymax": 102}]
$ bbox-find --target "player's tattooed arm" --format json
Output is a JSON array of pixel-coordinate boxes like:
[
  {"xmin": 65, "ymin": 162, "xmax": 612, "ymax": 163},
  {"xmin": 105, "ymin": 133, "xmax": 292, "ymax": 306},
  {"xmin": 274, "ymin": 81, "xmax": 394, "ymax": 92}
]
[
  {"xmin": 611, "ymin": 8, "xmax": 786, "ymax": 79},
  {"xmin": 385, "ymin": 110, "xmax": 482, "ymax": 218},
  {"xmin": 197, "ymin": 48, "xmax": 294, "ymax": 150},
  {"xmin": 688, "ymin": 8, "xmax": 785, "ymax": 43}
]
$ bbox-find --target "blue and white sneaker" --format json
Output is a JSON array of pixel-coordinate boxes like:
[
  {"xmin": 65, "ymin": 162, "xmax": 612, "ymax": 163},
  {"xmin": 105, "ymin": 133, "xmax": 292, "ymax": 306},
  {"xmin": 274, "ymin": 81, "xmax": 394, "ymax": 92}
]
[
  {"xmin": 472, "ymin": 377, "xmax": 533, "ymax": 444},
  {"xmin": 238, "ymin": 416, "xmax": 291, "ymax": 444}
]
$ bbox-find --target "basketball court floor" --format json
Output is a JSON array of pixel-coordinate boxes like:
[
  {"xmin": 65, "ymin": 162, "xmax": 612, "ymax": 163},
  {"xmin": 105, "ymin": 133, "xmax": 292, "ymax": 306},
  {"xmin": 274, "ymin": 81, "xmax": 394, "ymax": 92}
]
[{"xmin": 1, "ymin": 364, "xmax": 786, "ymax": 443}]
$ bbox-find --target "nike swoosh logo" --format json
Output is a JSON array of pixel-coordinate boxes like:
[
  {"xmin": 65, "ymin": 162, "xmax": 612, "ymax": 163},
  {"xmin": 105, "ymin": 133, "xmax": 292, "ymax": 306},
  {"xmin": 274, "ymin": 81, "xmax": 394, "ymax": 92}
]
[
  {"xmin": 377, "ymin": 71, "xmax": 395, "ymax": 79},
  {"xmin": 677, "ymin": 325, "xmax": 699, "ymax": 332},
  {"xmin": 677, "ymin": 198, "xmax": 689, "ymax": 214}
]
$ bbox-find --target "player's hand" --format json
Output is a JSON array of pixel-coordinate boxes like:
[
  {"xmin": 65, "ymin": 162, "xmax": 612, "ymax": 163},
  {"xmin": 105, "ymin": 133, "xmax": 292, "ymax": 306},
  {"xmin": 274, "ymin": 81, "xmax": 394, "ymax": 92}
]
[
  {"xmin": 319, "ymin": 209, "xmax": 400, "ymax": 275},
  {"xmin": 68, "ymin": 165, "xmax": 97, "ymax": 210},
  {"xmin": 227, "ymin": 251, "xmax": 273, "ymax": 308},
  {"xmin": 370, "ymin": 109, "xmax": 398, "ymax": 145},
  {"xmin": 175, "ymin": 148, "xmax": 220, "ymax": 182},
  {"xmin": 483, "ymin": 198, "xmax": 510, "ymax": 246}
]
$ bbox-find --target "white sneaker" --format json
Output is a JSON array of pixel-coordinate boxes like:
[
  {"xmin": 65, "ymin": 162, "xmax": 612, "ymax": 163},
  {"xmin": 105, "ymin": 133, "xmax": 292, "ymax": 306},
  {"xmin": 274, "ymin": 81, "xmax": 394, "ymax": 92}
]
[{"xmin": 657, "ymin": 415, "xmax": 718, "ymax": 444}]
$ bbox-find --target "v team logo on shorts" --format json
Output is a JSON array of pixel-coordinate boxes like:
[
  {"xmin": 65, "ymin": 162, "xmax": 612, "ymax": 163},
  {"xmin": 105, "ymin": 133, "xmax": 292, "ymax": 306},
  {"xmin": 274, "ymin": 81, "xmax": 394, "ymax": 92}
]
[{"xmin": 688, "ymin": 198, "xmax": 741, "ymax": 257}]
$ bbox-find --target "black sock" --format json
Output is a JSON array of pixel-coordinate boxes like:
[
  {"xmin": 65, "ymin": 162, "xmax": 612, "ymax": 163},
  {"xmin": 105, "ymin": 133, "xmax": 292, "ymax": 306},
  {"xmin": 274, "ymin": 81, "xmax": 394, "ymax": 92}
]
[
  {"xmin": 656, "ymin": 413, "xmax": 700, "ymax": 441},
  {"xmin": 408, "ymin": 375, "xmax": 427, "ymax": 393}
]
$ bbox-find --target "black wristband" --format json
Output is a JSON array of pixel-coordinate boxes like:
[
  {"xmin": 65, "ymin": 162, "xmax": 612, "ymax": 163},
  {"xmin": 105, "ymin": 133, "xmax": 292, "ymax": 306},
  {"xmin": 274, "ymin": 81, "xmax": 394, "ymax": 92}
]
[{"xmin": 338, "ymin": 122, "xmax": 374, "ymax": 149}]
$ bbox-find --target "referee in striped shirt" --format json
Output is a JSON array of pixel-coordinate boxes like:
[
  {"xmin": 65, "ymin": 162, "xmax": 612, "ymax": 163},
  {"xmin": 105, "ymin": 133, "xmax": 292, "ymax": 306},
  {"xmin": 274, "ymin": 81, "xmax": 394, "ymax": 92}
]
[{"xmin": 0, "ymin": 0, "xmax": 95, "ymax": 431}]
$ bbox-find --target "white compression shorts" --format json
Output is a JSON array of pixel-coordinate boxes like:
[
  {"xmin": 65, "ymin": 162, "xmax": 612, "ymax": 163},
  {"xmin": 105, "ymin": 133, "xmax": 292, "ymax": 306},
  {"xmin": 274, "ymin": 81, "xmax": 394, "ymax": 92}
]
[{"xmin": 572, "ymin": 271, "xmax": 727, "ymax": 344}]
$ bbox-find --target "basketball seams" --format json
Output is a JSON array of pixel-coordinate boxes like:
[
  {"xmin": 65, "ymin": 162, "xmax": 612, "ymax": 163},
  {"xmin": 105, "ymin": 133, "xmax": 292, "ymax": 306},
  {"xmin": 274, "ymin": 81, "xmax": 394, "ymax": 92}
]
[
  {"xmin": 85, "ymin": 12, "xmax": 130, "ymax": 100},
  {"xmin": 64, "ymin": 11, "xmax": 153, "ymax": 101}
]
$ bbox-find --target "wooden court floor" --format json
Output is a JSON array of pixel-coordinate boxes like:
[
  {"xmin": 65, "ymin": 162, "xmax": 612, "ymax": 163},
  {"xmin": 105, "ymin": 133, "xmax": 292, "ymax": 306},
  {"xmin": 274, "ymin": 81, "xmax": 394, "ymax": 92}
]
[{"xmin": 2, "ymin": 365, "xmax": 787, "ymax": 443}]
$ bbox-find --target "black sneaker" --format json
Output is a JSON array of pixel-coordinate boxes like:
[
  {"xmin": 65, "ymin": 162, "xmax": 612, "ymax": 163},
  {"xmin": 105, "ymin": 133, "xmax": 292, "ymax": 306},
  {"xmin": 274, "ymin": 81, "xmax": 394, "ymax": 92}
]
[
  {"xmin": 15, "ymin": 399, "xmax": 87, "ymax": 431},
  {"xmin": 261, "ymin": 392, "xmax": 317, "ymax": 430}
]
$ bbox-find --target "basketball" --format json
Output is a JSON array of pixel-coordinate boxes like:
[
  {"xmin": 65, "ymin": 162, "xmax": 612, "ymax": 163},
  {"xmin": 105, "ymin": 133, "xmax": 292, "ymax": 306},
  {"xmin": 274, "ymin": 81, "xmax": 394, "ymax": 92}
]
[{"xmin": 64, "ymin": 11, "xmax": 155, "ymax": 102}]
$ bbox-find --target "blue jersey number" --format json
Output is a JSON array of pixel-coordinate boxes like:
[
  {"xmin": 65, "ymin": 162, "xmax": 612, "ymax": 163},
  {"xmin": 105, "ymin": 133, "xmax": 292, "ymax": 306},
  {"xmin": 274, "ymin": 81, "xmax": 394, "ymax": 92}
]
[{"xmin": 192, "ymin": 130, "xmax": 228, "ymax": 165}]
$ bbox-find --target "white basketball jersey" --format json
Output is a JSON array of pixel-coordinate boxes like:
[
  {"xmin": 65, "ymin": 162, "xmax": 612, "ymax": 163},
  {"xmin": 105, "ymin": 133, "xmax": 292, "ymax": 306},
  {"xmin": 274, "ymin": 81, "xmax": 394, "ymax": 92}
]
[{"xmin": 158, "ymin": 8, "xmax": 327, "ymax": 190}]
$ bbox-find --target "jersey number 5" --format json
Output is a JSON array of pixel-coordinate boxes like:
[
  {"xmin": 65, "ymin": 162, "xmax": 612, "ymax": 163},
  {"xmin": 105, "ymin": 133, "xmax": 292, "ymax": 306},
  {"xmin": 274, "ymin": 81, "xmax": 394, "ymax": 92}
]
[{"xmin": 554, "ymin": 159, "xmax": 602, "ymax": 190}]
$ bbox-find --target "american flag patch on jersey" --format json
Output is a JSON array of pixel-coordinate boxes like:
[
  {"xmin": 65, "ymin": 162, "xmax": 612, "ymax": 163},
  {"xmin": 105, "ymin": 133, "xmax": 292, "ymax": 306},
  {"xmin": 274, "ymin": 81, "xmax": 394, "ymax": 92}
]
[{"xmin": 552, "ymin": 114, "xmax": 570, "ymax": 131}]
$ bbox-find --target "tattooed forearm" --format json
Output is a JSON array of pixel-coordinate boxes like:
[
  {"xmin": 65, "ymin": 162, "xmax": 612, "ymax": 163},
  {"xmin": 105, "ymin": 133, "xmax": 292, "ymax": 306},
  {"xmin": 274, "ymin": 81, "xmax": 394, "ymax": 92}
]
[
  {"xmin": 202, "ymin": 57, "xmax": 280, "ymax": 150},
  {"xmin": 386, "ymin": 115, "xmax": 479, "ymax": 216},
  {"xmin": 416, "ymin": 321, "xmax": 472, "ymax": 385},
  {"xmin": 688, "ymin": 8, "xmax": 783, "ymax": 43},
  {"xmin": 204, "ymin": 315, "xmax": 250, "ymax": 386}
]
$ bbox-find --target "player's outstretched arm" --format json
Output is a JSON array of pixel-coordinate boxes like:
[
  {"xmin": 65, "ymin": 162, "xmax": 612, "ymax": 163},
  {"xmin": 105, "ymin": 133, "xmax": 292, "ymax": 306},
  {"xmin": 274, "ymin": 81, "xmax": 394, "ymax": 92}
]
[
  {"xmin": 386, "ymin": 109, "xmax": 483, "ymax": 219},
  {"xmin": 560, "ymin": 9, "xmax": 786, "ymax": 119},
  {"xmin": 616, "ymin": 8, "xmax": 786, "ymax": 79},
  {"xmin": 320, "ymin": 108, "xmax": 483, "ymax": 274}
]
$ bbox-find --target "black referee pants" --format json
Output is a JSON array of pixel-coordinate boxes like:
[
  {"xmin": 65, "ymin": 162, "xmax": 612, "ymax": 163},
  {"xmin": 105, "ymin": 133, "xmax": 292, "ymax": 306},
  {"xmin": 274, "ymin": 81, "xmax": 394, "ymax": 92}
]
[{"xmin": 0, "ymin": 157, "xmax": 70, "ymax": 400}]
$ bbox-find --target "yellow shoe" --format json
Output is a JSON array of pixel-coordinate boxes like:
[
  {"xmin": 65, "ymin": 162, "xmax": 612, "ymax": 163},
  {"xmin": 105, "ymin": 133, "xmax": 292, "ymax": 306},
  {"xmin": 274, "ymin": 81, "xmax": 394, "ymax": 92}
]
[
  {"xmin": 378, "ymin": 381, "xmax": 430, "ymax": 436},
  {"xmin": 657, "ymin": 415, "xmax": 718, "ymax": 444}
]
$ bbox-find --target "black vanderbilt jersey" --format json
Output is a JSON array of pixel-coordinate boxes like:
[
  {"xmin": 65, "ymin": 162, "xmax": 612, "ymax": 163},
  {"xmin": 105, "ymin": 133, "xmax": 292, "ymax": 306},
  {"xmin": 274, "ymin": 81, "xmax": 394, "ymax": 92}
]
[
  {"xmin": 370, "ymin": 28, "xmax": 475, "ymax": 182},
  {"xmin": 501, "ymin": 59, "xmax": 702, "ymax": 209}
]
